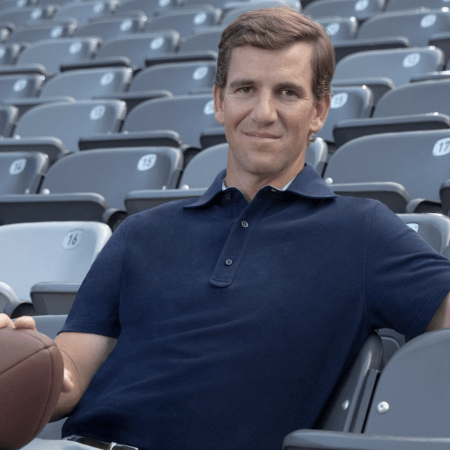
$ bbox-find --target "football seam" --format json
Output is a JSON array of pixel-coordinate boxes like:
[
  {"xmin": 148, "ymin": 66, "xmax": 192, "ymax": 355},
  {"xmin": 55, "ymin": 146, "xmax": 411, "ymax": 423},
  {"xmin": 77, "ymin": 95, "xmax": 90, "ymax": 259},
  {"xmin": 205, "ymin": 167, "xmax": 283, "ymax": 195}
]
[{"xmin": 0, "ymin": 346, "xmax": 46, "ymax": 377}]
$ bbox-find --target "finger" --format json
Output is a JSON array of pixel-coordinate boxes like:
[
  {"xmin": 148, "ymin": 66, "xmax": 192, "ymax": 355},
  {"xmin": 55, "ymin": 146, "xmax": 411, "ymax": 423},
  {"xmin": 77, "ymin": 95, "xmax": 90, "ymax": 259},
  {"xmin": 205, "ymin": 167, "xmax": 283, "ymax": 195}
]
[
  {"xmin": 0, "ymin": 313, "xmax": 14, "ymax": 329},
  {"xmin": 13, "ymin": 316, "xmax": 38, "ymax": 332}
]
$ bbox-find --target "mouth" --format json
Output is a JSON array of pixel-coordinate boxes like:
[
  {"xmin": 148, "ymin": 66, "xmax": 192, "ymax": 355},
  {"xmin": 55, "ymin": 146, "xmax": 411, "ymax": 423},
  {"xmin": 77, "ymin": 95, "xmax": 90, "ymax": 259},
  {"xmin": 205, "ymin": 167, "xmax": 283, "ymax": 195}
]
[{"xmin": 245, "ymin": 132, "xmax": 280, "ymax": 140}]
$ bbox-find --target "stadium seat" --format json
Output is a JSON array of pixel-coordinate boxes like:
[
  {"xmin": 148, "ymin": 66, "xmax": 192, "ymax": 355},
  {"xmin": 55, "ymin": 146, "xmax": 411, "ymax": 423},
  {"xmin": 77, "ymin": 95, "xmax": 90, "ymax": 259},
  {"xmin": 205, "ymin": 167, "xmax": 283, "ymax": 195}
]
[
  {"xmin": 125, "ymin": 139, "xmax": 329, "ymax": 213},
  {"xmin": 0, "ymin": 0, "xmax": 37, "ymax": 13},
  {"xmin": 304, "ymin": 0, "xmax": 385, "ymax": 22},
  {"xmin": 0, "ymin": 221, "xmax": 111, "ymax": 317},
  {"xmin": 115, "ymin": 0, "xmax": 181, "ymax": 19},
  {"xmin": 317, "ymin": 86, "xmax": 373, "ymax": 149},
  {"xmin": 316, "ymin": 16, "xmax": 359, "ymax": 41},
  {"xmin": 101, "ymin": 61, "xmax": 215, "ymax": 111},
  {"xmin": 283, "ymin": 328, "xmax": 450, "ymax": 450},
  {"xmin": 0, "ymin": 99, "xmax": 126, "ymax": 163},
  {"xmin": 73, "ymin": 15, "xmax": 147, "ymax": 43},
  {"xmin": 0, "ymin": 147, "xmax": 183, "ymax": 228},
  {"xmin": 5, "ymin": 21, "xmax": 76, "ymax": 45},
  {"xmin": 80, "ymin": 94, "xmax": 221, "ymax": 163},
  {"xmin": 0, "ymin": 36, "xmax": 101, "ymax": 77},
  {"xmin": 0, "ymin": 151, "xmax": 48, "ymax": 195},
  {"xmin": 0, "ymin": 42, "xmax": 21, "ymax": 66},
  {"xmin": 324, "ymin": 130, "xmax": 450, "ymax": 213},
  {"xmin": 332, "ymin": 46, "xmax": 445, "ymax": 104},
  {"xmin": 0, "ymin": 5, "xmax": 56, "ymax": 29},
  {"xmin": 357, "ymin": 8, "xmax": 450, "ymax": 48},
  {"xmin": 145, "ymin": 7, "xmax": 221, "ymax": 37},
  {"xmin": 51, "ymin": 0, "xmax": 118, "ymax": 27},
  {"xmin": 0, "ymin": 73, "xmax": 44, "ymax": 108},
  {"xmin": 333, "ymin": 79, "xmax": 450, "ymax": 147}
]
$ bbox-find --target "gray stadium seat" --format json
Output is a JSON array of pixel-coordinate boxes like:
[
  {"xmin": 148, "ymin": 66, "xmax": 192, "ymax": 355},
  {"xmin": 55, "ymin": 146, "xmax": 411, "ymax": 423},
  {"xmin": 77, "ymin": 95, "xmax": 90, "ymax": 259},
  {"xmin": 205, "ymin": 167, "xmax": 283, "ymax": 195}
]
[
  {"xmin": 332, "ymin": 46, "xmax": 445, "ymax": 104},
  {"xmin": 0, "ymin": 221, "xmax": 111, "ymax": 317},
  {"xmin": 283, "ymin": 328, "xmax": 450, "ymax": 450},
  {"xmin": 0, "ymin": 104, "xmax": 18, "ymax": 137},
  {"xmin": 333, "ymin": 79, "xmax": 450, "ymax": 147},
  {"xmin": 101, "ymin": 61, "xmax": 216, "ymax": 110},
  {"xmin": 0, "ymin": 151, "xmax": 48, "ymax": 195},
  {"xmin": 80, "ymin": 94, "xmax": 221, "ymax": 162},
  {"xmin": 324, "ymin": 130, "xmax": 450, "ymax": 213},
  {"xmin": 0, "ymin": 147, "xmax": 183, "ymax": 228},
  {"xmin": 357, "ymin": 8, "xmax": 450, "ymax": 48},
  {"xmin": 0, "ymin": 42, "xmax": 21, "ymax": 65},
  {"xmin": 0, "ymin": 99, "xmax": 126, "ymax": 163},
  {"xmin": 0, "ymin": 5, "xmax": 56, "ymax": 29},
  {"xmin": 73, "ymin": 15, "xmax": 146, "ymax": 42},
  {"xmin": 0, "ymin": 36, "xmax": 101, "ymax": 76},
  {"xmin": 5, "ymin": 21, "xmax": 76, "ymax": 45},
  {"xmin": 0, "ymin": 0, "xmax": 37, "ymax": 13},
  {"xmin": 115, "ymin": 0, "xmax": 181, "ymax": 19},
  {"xmin": 304, "ymin": 0, "xmax": 385, "ymax": 22},
  {"xmin": 145, "ymin": 7, "xmax": 221, "ymax": 37},
  {"xmin": 0, "ymin": 73, "xmax": 44, "ymax": 115},
  {"xmin": 317, "ymin": 86, "xmax": 373, "ymax": 149},
  {"xmin": 317, "ymin": 16, "xmax": 359, "ymax": 41},
  {"xmin": 51, "ymin": 0, "xmax": 118, "ymax": 27}
]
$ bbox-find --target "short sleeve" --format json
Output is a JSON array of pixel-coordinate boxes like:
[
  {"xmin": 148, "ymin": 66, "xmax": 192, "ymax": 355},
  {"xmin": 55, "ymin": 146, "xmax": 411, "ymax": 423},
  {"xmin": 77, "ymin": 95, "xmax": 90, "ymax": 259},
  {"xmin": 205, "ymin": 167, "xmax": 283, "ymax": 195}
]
[
  {"xmin": 364, "ymin": 203, "xmax": 450, "ymax": 338},
  {"xmin": 59, "ymin": 218, "xmax": 129, "ymax": 338}
]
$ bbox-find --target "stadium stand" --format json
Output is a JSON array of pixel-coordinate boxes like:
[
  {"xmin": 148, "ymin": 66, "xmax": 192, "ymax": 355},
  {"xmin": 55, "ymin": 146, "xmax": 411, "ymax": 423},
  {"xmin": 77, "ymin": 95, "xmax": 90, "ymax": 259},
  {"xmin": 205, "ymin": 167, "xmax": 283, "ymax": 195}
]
[
  {"xmin": 0, "ymin": 5, "xmax": 56, "ymax": 29},
  {"xmin": 0, "ymin": 221, "xmax": 111, "ymax": 317},
  {"xmin": 316, "ymin": 16, "xmax": 359, "ymax": 41},
  {"xmin": 5, "ymin": 21, "xmax": 77, "ymax": 44},
  {"xmin": 51, "ymin": 0, "xmax": 118, "ymax": 27}
]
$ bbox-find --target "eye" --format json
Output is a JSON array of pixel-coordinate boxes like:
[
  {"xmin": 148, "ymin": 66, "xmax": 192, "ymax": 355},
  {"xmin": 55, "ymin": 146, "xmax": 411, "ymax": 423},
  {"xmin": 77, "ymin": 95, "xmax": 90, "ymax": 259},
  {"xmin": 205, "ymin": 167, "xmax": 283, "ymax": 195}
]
[
  {"xmin": 238, "ymin": 86, "xmax": 253, "ymax": 94},
  {"xmin": 280, "ymin": 89, "xmax": 297, "ymax": 97}
]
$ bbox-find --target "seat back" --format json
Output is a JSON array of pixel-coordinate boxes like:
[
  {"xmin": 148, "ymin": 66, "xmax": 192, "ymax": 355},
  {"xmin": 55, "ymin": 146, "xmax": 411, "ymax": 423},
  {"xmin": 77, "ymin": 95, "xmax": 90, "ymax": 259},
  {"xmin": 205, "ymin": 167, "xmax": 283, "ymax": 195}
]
[
  {"xmin": 116, "ymin": 0, "xmax": 180, "ymax": 18},
  {"xmin": 130, "ymin": 61, "xmax": 216, "ymax": 96},
  {"xmin": 96, "ymin": 31, "xmax": 179, "ymax": 69},
  {"xmin": 387, "ymin": 0, "xmax": 450, "ymax": 11},
  {"xmin": 40, "ymin": 67, "xmax": 132, "ymax": 100},
  {"xmin": 372, "ymin": 79, "xmax": 450, "ymax": 118},
  {"xmin": 41, "ymin": 147, "xmax": 183, "ymax": 209},
  {"xmin": 0, "ymin": 151, "xmax": 48, "ymax": 195},
  {"xmin": 318, "ymin": 86, "xmax": 373, "ymax": 143},
  {"xmin": 52, "ymin": 0, "xmax": 118, "ymax": 27},
  {"xmin": 123, "ymin": 94, "xmax": 219, "ymax": 148},
  {"xmin": 0, "ymin": 74, "xmax": 44, "ymax": 101},
  {"xmin": 0, "ymin": 5, "xmax": 55, "ymax": 28},
  {"xmin": 16, "ymin": 37, "xmax": 100, "ymax": 75},
  {"xmin": 364, "ymin": 328, "xmax": 450, "ymax": 437},
  {"xmin": 358, "ymin": 9, "xmax": 450, "ymax": 47},
  {"xmin": 304, "ymin": 0, "xmax": 385, "ymax": 21},
  {"xmin": 324, "ymin": 130, "xmax": 450, "ymax": 203},
  {"xmin": 0, "ymin": 221, "xmax": 111, "ymax": 301},
  {"xmin": 6, "ymin": 22, "xmax": 76, "ymax": 44},
  {"xmin": 333, "ymin": 47, "xmax": 445, "ymax": 87},
  {"xmin": 180, "ymin": 29, "xmax": 221, "ymax": 53},
  {"xmin": 14, "ymin": 99, "xmax": 126, "ymax": 152},
  {"xmin": 317, "ymin": 16, "xmax": 359, "ymax": 41}
]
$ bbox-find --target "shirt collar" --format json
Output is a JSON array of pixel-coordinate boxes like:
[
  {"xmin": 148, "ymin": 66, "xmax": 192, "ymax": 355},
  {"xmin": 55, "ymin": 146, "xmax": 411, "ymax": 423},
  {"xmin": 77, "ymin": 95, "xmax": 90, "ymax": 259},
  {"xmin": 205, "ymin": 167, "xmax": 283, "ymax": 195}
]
[{"xmin": 184, "ymin": 163, "xmax": 336, "ymax": 209}]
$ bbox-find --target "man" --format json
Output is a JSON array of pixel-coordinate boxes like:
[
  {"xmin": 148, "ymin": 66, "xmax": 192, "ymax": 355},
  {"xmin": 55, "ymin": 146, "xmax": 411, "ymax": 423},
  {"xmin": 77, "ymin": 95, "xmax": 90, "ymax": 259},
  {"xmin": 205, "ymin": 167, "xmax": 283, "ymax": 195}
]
[{"xmin": 2, "ymin": 6, "xmax": 450, "ymax": 450}]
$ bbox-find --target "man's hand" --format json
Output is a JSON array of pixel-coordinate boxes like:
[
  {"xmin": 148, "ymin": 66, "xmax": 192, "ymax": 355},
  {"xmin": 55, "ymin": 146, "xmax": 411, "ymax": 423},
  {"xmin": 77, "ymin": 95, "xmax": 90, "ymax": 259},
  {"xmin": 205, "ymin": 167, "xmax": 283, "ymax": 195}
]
[{"xmin": 0, "ymin": 313, "xmax": 74, "ymax": 395}]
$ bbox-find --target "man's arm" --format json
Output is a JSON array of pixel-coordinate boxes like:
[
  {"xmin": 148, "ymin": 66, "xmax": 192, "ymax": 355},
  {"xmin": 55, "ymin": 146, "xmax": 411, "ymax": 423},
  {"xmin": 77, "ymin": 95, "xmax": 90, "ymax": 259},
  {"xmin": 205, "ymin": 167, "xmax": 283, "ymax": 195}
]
[
  {"xmin": 426, "ymin": 291, "xmax": 450, "ymax": 331},
  {"xmin": 0, "ymin": 314, "xmax": 117, "ymax": 421}
]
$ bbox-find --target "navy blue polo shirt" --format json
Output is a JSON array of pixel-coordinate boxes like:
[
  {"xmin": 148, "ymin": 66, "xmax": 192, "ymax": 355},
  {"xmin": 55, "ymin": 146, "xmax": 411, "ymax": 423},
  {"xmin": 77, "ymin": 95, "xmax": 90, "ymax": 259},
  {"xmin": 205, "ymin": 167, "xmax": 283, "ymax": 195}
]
[{"xmin": 61, "ymin": 165, "xmax": 450, "ymax": 450}]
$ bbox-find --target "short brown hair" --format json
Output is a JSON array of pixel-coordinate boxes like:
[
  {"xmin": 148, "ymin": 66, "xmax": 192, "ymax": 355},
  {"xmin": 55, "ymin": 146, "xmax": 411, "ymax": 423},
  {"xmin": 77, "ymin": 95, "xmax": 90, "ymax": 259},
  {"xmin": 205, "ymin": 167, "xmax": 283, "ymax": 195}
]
[{"xmin": 214, "ymin": 6, "xmax": 335, "ymax": 101}]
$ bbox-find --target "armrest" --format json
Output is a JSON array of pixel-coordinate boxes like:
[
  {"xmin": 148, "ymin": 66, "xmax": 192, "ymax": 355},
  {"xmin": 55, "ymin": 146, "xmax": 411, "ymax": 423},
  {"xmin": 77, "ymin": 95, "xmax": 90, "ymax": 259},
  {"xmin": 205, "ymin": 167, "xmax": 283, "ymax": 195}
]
[
  {"xmin": 78, "ymin": 130, "xmax": 184, "ymax": 151},
  {"xmin": 0, "ymin": 281, "xmax": 22, "ymax": 316},
  {"xmin": 30, "ymin": 282, "xmax": 81, "ymax": 315},
  {"xmin": 60, "ymin": 56, "xmax": 132, "ymax": 72},
  {"xmin": 328, "ymin": 182, "xmax": 411, "ymax": 213},
  {"xmin": 125, "ymin": 188, "xmax": 206, "ymax": 214},
  {"xmin": 283, "ymin": 430, "xmax": 450, "ymax": 450},
  {"xmin": 94, "ymin": 90, "xmax": 172, "ymax": 112},
  {"xmin": 0, "ymin": 137, "xmax": 70, "ymax": 165},
  {"xmin": 145, "ymin": 50, "xmax": 217, "ymax": 67},
  {"xmin": 333, "ymin": 114, "xmax": 450, "ymax": 148}
]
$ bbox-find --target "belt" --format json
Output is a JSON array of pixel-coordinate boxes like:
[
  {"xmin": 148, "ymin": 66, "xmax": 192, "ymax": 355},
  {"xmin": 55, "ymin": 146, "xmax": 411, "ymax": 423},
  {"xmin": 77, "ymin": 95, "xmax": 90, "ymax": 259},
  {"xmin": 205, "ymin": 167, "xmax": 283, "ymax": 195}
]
[{"xmin": 66, "ymin": 435, "xmax": 140, "ymax": 450}]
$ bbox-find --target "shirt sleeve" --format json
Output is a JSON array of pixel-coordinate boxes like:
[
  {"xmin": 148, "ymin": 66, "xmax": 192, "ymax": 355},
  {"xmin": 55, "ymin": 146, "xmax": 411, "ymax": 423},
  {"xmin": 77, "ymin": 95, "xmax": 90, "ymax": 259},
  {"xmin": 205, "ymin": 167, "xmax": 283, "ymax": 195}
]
[
  {"xmin": 59, "ymin": 218, "xmax": 129, "ymax": 338},
  {"xmin": 364, "ymin": 203, "xmax": 450, "ymax": 338}
]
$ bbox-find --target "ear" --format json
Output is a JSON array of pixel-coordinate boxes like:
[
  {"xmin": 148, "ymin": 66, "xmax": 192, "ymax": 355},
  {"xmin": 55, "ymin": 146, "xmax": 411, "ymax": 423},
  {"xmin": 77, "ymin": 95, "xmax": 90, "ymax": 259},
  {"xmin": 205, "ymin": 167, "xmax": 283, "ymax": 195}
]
[
  {"xmin": 309, "ymin": 93, "xmax": 331, "ymax": 134},
  {"xmin": 213, "ymin": 85, "xmax": 225, "ymax": 125}
]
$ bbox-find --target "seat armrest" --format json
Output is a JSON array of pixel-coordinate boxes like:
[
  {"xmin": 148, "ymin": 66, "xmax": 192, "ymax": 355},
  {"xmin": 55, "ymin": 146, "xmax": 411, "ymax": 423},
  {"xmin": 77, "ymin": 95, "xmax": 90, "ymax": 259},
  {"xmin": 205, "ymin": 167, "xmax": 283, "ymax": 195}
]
[
  {"xmin": 333, "ymin": 114, "xmax": 450, "ymax": 148},
  {"xmin": 79, "ymin": 130, "xmax": 184, "ymax": 151},
  {"xmin": 283, "ymin": 430, "xmax": 450, "ymax": 450},
  {"xmin": 0, "ymin": 281, "xmax": 22, "ymax": 316},
  {"xmin": 328, "ymin": 182, "xmax": 411, "ymax": 213},
  {"xmin": 31, "ymin": 282, "xmax": 81, "ymax": 315},
  {"xmin": 60, "ymin": 56, "xmax": 132, "ymax": 72}
]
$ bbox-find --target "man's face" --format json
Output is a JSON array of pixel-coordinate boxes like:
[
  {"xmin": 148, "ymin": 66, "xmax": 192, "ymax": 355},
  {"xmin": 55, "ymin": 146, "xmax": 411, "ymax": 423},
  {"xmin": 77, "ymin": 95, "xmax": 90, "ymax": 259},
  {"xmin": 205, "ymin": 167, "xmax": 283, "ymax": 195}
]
[{"xmin": 213, "ymin": 42, "xmax": 330, "ymax": 186}]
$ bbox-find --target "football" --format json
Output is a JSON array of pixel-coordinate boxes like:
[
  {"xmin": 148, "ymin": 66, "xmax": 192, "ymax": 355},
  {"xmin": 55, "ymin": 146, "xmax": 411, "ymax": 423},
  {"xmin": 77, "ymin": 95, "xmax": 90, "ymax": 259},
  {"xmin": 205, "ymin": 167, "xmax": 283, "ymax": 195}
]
[{"xmin": 0, "ymin": 328, "xmax": 64, "ymax": 450}]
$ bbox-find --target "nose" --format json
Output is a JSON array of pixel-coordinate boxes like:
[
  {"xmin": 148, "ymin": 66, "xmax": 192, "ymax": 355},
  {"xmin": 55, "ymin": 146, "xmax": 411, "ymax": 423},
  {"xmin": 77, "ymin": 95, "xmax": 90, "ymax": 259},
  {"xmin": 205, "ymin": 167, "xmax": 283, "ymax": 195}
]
[{"xmin": 250, "ymin": 91, "xmax": 277, "ymax": 125}]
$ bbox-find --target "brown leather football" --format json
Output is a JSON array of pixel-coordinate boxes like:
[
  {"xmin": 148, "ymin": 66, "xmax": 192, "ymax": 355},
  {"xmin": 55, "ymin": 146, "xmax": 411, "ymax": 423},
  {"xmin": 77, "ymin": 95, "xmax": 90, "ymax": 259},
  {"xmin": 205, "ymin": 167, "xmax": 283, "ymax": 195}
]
[{"xmin": 0, "ymin": 328, "xmax": 64, "ymax": 450}]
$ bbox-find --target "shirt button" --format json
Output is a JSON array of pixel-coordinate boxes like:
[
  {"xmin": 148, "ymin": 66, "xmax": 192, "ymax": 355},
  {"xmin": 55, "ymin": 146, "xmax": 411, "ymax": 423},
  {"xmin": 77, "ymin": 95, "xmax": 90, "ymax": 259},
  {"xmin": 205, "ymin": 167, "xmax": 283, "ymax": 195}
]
[
  {"xmin": 241, "ymin": 221, "xmax": 248, "ymax": 228},
  {"xmin": 225, "ymin": 259, "xmax": 233, "ymax": 266},
  {"xmin": 225, "ymin": 193, "xmax": 231, "ymax": 200}
]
